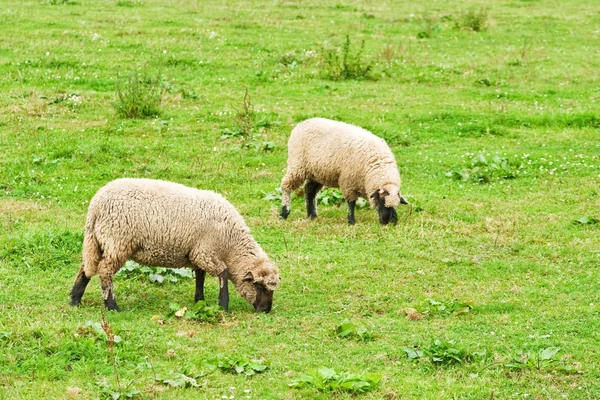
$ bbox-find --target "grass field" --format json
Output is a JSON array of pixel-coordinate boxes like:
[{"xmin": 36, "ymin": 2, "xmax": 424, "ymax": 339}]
[{"xmin": 1, "ymin": 0, "xmax": 599, "ymax": 398}]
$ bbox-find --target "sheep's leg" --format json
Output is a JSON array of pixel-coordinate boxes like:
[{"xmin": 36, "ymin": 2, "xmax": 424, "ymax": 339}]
[
  {"xmin": 305, "ymin": 180, "xmax": 323, "ymax": 219},
  {"xmin": 280, "ymin": 171, "xmax": 303, "ymax": 219},
  {"xmin": 98, "ymin": 257, "xmax": 124, "ymax": 312},
  {"xmin": 347, "ymin": 201, "xmax": 356, "ymax": 225},
  {"xmin": 194, "ymin": 269, "xmax": 206, "ymax": 303},
  {"xmin": 218, "ymin": 270, "xmax": 229, "ymax": 311},
  {"xmin": 70, "ymin": 266, "xmax": 91, "ymax": 306}
]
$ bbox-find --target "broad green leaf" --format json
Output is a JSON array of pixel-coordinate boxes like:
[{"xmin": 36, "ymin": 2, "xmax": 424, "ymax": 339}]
[
  {"xmin": 364, "ymin": 373, "xmax": 381, "ymax": 384},
  {"xmin": 248, "ymin": 361, "xmax": 267, "ymax": 372},
  {"xmin": 574, "ymin": 216, "xmax": 599, "ymax": 225},
  {"xmin": 539, "ymin": 347, "xmax": 560, "ymax": 361},
  {"xmin": 190, "ymin": 300, "xmax": 208, "ymax": 312},
  {"xmin": 336, "ymin": 321, "xmax": 355, "ymax": 338},
  {"xmin": 317, "ymin": 367, "xmax": 337, "ymax": 381},
  {"xmin": 403, "ymin": 347, "xmax": 423, "ymax": 359},
  {"xmin": 121, "ymin": 387, "xmax": 141, "ymax": 398},
  {"xmin": 202, "ymin": 362, "xmax": 217, "ymax": 373},
  {"xmin": 171, "ymin": 268, "xmax": 194, "ymax": 278},
  {"xmin": 452, "ymin": 305, "xmax": 472, "ymax": 315}
]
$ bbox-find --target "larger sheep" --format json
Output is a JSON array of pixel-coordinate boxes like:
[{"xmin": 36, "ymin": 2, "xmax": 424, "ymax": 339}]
[
  {"xmin": 280, "ymin": 118, "xmax": 408, "ymax": 225},
  {"xmin": 70, "ymin": 178, "xmax": 280, "ymax": 313}
]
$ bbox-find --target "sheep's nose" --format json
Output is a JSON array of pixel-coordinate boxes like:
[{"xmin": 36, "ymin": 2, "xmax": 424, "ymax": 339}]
[{"xmin": 254, "ymin": 303, "xmax": 272, "ymax": 313}]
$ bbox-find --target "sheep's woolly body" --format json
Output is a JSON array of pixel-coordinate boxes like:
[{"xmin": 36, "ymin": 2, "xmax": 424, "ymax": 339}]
[
  {"xmin": 281, "ymin": 118, "xmax": 402, "ymax": 209},
  {"xmin": 81, "ymin": 178, "xmax": 279, "ymax": 305}
]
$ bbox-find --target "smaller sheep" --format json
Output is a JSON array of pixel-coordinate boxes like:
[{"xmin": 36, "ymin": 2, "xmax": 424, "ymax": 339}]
[
  {"xmin": 70, "ymin": 178, "xmax": 280, "ymax": 312},
  {"xmin": 280, "ymin": 118, "xmax": 408, "ymax": 225}
]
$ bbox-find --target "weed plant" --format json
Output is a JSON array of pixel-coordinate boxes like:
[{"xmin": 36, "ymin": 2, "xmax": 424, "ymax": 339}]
[
  {"xmin": 321, "ymin": 35, "xmax": 373, "ymax": 80},
  {"xmin": 504, "ymin": 347, "xmax": 579, "ymax": 374},
  {"xmin": 404, "ymin": 339, "xmax": 485, "ymax": 366},
  {"xmin": 455, "ymin": 8, "xmax": 489, "ymax": 32},
  {"xmin": 289, "ymin": 367, "xmax": 380, "ymax": 393},
  {"xmin": 166, "ymin": 301, "xmax": 222, "ymax": 323},
  {"xmin": 117, "ymin": 260, "xmax": 193, "ymax": 284},
  {"xmin": 204, "ymin": 355, "xmax": 268, "ymax": 376},
  {"xmin": 334, "ymin": 319, "xmax": 374, "ymax": 341},
  {"xmin": 114, "ymin": 71, "xmax": 163, "ymax": 118}
]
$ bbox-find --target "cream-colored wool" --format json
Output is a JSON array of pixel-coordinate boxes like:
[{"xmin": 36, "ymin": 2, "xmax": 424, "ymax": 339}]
[
  {"xmin": 80, "ymin": 178, "xmax": 280, "ymax": 305},
  {"xmin": 281, "ymin": 118, "xmax": 403, "ymax": 210}
]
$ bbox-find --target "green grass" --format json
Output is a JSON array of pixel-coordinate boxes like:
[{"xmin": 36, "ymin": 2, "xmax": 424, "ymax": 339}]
[{"xmin": 1, "ymin": 0, "xmax": 599, "ymax": 398}]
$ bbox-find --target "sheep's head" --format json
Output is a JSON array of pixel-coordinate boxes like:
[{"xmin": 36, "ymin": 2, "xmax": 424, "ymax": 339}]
[
  {"xmin": 237, "ymin": 259, "xmax": 280, "ymax": 313},
  {"xmin": 370, "ymin": 185, "xmax": 408, "ymax": 225}
]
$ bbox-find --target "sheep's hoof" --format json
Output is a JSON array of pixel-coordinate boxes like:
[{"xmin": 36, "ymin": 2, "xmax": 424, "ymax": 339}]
[
  {"xmin": 280, "ymin": 206, "xmax": 290, "ymax": 219},
  {"xmin": 104, "ymin": 300, "xmax": 121, "ymax": 312}
]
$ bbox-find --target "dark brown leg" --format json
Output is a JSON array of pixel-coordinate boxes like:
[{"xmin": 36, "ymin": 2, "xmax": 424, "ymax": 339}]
[
  {"xmin": 194, "ymin": 269, "xmax": 206, "ymax": 303},
  {"xmin": 218, "ymin": 270, "xmax": 229, "ymax": 311},
  {"xmin": 70, "ymin": 267, "xmax": 91, "ymax": 306},
  {"xmin": 347, "ymin": 201, "xmax": 356, "ymax": 225},
  {"xmin": 305, "ymin": 180, "xmax": 323, "ymax": 219},
  {"xmin": 98, "ymin": 258, "xmax": 122, "ymax": 311}
]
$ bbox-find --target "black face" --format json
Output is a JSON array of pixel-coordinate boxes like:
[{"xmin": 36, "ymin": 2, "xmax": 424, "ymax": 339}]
[
  {"xmin": 377, "ymin": 201, "xmax": 398, "ymax": 225},
  {"xmin": 253, "ymin": 283, "xmax": 274, "ymax": 313},
  {"xmin": 371, "ymin": 190, "xmax": 398, "ymax": 225}
]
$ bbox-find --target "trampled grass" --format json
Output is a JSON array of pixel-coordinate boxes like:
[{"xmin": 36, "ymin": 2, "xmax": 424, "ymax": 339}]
[{"xmin": 0, "ymin": 0, "xmax": 599, "ymax": 399}]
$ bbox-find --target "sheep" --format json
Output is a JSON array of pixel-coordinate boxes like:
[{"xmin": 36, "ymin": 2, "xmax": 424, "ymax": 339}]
[
  {"xmin": 280, "ymin": 118, "xmax": 408, "ymax": 225},
  {"xmin": 70, "ymin": 178, "xmax": 280, "ymax": 313}
]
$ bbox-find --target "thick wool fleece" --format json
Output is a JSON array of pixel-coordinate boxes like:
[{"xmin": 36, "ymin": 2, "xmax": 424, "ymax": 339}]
[
  {"xmin": 281, "ymin": 118, "xmax": 402, "ymax": 209},
  {"xmin": 81, "ymin": 178, "xmax": 279, "ymax": 304}
]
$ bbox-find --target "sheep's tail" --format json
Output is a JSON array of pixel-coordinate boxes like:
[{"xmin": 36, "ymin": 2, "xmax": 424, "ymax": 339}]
[{"xmin": 81, "ymin": 212, "xmax": 101, "ymax": 278}]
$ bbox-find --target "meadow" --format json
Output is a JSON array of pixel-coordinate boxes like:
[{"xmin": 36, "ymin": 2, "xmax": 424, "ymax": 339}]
[{"xmin": 0, "ymin": 0, "xmax": 599, "ymax": 398}]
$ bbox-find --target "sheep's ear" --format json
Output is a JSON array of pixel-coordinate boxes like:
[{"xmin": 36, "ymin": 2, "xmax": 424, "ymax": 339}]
[
  {"xmin": 400, "ymin": 196, "xmax": 408, "ymax": 205},
  {"xmin": 243, "ymin": 271, "xmax": 254, "ymax": 282},
  {"xmin": 370, "ymin": 190, "xmax": 379, "ymax": 199}
]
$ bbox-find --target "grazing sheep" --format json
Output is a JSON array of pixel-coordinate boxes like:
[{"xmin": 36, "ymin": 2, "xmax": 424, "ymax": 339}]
[
  {"xmin": 280, "ymin": 118, "xmax": 408, "ymax": 225},
  {"xmin": 70, "ymin": 178, "xmax": 280, "ymax": 312}
]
